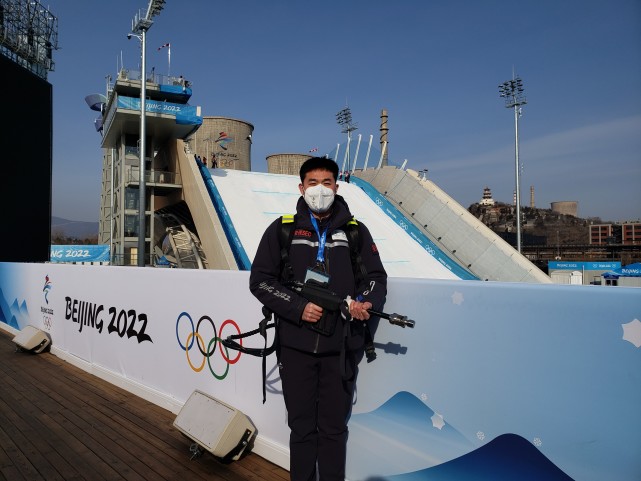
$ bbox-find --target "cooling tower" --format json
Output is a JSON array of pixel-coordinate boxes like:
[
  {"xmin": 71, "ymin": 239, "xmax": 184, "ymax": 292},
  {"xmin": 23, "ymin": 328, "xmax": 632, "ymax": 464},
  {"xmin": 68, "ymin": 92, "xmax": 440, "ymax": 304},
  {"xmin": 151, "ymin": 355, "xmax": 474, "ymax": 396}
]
[
  {"xmin": 266, "ymin": 153, "xmax": 313, "ymax": 176},
  {"xmin": 380, "ymin": 109, "xmax": 389, "ymax": 167},
  {"xmin": 190, "ymin": 117, "xmax": 254, "ymax": 171},
  {"xmin": 550, "ymin": 201, "xmax": 578, "ymax": 217}
]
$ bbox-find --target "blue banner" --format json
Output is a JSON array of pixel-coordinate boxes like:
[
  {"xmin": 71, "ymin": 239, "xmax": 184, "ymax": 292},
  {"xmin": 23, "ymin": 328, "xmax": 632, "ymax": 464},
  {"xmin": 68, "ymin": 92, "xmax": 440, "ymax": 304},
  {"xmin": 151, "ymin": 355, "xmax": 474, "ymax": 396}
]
[
  {"xmin": 548, "ymin": 261, "xmax": 621, "ymax": 270},
  {"xmin": 620, "ymin": 264, "xmax": 641, "ymax": 276},
  {"xmin": 117, "ymin": 96, "xmax": 200, "ymax": 124},
  {"xmin": 50, "ymin": 245, "xmax": 110, "ymax": 263},
  {"xmin": 159, "ymin": 84, "xmax": 192, "ymax": 97}
]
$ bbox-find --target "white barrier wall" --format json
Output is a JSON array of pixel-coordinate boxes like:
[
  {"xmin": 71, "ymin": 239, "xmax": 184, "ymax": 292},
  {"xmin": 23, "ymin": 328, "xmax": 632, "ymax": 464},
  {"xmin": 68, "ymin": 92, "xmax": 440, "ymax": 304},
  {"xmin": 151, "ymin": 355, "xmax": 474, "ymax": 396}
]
[{"xmin": 0, "ymin": 262, "xmax": 639, "ymax": 481}]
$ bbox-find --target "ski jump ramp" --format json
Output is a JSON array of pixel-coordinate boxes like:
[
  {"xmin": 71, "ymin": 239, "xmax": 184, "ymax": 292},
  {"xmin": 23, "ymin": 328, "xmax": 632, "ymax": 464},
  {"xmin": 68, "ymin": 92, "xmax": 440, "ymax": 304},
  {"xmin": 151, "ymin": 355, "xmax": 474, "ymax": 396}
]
[{"xmin": 203, "ymin": 168, "xmax": 476, "ymax": 280}]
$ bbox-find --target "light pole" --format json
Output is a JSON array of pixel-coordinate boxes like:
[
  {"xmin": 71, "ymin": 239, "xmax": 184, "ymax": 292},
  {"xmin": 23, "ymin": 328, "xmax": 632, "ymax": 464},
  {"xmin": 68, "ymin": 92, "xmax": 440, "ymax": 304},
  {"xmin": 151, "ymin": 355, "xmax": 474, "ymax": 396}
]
[
  {"xmin": 498, "ymin": 75, "xmax": 527, "ymax": 252},
  {"xmin": 129, "ymin": 0, "xmax": 165, "ymax": 266},
  {"xmin": 336, "ymin": 106, "xmax": 358, "ymax": 172}
]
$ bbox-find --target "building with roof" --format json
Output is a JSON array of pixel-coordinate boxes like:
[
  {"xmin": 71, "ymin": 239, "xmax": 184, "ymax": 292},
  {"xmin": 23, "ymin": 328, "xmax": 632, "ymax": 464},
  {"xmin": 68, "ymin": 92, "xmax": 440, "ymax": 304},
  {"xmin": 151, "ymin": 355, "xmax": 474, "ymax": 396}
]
[
  {"xmin": 96, "ymin": 68, "xmax": 202, "ymax": 265},
  {"xmin": 590, "ymin": 221, "xmax": 641, "ymax": 246}
]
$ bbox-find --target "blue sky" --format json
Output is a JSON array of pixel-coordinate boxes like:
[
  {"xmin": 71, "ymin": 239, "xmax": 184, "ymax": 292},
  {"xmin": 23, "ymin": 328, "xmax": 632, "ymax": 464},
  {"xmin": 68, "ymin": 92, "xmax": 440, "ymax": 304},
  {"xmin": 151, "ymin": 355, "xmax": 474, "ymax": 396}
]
[{"xmin": 48, "ymin": 0, "xmax": 641, "ymax": 222}]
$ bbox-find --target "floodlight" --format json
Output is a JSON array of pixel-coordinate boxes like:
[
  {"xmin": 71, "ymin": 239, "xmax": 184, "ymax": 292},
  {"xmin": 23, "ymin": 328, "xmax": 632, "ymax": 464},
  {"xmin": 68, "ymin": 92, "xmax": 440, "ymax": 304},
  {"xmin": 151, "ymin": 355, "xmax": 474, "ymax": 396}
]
[{"xmin": 498, "ymin": 74, "xmax": 527, "ymax": 252}]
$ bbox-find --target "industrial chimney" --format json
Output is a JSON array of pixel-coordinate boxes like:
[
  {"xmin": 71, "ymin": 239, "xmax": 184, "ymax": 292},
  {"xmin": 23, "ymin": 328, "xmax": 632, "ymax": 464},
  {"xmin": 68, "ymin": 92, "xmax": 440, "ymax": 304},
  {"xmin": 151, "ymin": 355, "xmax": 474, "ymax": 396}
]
[{"xmin": 380, "ymin": 108, "xmax": 389, "ymax": 166}]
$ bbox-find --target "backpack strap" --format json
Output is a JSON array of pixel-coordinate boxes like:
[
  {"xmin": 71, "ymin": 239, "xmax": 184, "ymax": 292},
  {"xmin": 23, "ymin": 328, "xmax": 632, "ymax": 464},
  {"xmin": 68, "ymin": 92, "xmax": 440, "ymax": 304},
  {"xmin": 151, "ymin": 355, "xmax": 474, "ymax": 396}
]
[
  {"xmin": 279, "ymin": 214, "xmax": 296, "ymax": 282},
  {"xmin": 345, "ymin": 217, "xmax": 368, "ymax": 286}
]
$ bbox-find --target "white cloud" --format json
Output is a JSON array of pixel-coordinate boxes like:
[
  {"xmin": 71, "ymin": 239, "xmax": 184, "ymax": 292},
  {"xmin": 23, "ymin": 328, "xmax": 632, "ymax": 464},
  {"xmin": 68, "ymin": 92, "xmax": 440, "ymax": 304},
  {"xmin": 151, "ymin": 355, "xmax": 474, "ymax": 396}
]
[
  {"xmin": 434, "ymin": 114, "xmax": 641, "ymax": 173},
  {"xmin": 429, "ymin": 115, "xmax": 641, "ymax": 219}
]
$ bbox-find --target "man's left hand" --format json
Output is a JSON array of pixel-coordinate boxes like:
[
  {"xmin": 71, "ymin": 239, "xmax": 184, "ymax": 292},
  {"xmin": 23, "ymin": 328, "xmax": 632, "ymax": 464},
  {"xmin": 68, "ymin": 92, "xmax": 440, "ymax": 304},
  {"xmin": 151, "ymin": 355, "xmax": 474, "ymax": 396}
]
[{"xmin": 350, "ymin": 300, "xmax": 372, "ymax": 321}]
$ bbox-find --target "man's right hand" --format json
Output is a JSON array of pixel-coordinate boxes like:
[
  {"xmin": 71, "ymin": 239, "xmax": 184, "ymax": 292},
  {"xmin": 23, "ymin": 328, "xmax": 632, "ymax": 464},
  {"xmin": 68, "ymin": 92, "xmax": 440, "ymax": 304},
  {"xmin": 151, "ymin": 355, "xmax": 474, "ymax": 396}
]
[{"xmin": 302, "ymin": 302, "xmax": 323, "ymax": 323}]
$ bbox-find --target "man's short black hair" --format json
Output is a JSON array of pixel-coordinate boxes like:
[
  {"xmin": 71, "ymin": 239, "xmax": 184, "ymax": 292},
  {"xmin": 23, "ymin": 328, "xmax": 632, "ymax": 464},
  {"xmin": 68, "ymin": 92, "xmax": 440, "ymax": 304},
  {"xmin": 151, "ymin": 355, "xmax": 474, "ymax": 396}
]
[{"xmin": 300, "ymin": 157, "xmax": 339, "ymax": 182}]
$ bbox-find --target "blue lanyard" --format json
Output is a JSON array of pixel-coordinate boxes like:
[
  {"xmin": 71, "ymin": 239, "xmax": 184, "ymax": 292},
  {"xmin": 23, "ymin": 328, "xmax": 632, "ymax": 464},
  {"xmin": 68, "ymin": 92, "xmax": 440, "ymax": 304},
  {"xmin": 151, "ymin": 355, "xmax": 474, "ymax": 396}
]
[{"xmin": 309, "ymin": 213, "xmax": 329, "ymax": 264}]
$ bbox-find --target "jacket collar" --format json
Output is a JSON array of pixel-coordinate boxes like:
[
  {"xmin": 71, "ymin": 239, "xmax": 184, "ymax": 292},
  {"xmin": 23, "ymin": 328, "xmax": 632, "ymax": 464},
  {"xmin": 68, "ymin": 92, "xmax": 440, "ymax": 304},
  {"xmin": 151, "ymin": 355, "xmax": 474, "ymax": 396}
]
[{"xmin": 295, "ymin": 195, "xmax": 353, "ymax": 230}]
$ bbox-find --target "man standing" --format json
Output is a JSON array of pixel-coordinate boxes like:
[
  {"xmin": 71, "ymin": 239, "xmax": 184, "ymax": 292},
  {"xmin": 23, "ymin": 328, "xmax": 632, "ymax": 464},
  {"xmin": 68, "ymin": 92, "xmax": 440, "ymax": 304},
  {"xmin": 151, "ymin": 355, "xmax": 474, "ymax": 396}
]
[{"xmin": 250, "ymin": 157, "xmax": 387, "ymax": 481}]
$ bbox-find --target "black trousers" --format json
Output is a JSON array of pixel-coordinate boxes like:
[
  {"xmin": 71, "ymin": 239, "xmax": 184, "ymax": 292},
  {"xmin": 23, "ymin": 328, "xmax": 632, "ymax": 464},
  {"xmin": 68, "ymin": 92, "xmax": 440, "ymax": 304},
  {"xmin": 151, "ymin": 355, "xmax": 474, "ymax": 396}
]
[{"xmin": 279, "ymin": 345, "xmax": 355, "ymax": 481}]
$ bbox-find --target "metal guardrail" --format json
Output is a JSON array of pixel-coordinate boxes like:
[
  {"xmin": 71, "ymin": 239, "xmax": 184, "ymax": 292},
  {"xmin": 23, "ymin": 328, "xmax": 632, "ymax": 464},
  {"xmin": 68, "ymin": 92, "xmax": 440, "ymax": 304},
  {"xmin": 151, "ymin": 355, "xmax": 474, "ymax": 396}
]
[
  {"xmin": 115, "ymin": 68, "xmax": 190, "ymax": 89},
  {"xmin": 110, "ymin": 253, "xmax": 153, "ymax": 267},
  {"xmin": 126, "ymin": 167, "xmax": 181, "ymax": 186}
]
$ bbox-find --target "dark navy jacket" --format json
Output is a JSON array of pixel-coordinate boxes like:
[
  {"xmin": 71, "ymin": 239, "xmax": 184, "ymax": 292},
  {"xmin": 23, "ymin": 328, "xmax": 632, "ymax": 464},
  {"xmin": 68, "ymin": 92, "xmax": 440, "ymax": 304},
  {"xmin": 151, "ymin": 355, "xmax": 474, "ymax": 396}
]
[{"xmin": 249, "ymin": 195, "xmax": 387, "ymax": 354}]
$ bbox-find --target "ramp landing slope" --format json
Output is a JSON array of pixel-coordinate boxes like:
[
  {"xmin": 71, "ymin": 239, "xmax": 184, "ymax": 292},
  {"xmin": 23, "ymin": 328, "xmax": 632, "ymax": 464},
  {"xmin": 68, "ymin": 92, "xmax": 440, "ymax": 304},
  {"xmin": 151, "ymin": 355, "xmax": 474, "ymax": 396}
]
[{"xmin": 356, "ymin": 167, "xmax": 552, "ymax": 283}]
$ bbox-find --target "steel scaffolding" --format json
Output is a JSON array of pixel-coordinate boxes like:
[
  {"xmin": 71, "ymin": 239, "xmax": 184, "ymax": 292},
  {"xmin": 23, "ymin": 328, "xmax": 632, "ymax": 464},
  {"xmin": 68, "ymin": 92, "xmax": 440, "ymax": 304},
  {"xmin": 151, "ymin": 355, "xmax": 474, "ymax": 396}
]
[{"xmin": 0, "ymin": 0, "xmax": 58, "ymax": 80}]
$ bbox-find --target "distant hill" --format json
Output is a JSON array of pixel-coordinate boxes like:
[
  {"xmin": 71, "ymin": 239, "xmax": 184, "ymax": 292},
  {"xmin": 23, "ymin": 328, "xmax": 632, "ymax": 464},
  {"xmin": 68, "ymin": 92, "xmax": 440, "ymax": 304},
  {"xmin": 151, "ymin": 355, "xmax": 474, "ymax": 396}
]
[
  {"xmin": 51, "ymin": 217, "xmax": 99, "ymax": 240},
  {"xmin": 468, "ymin": 203, "xmax": 594, "ymax": 245}
]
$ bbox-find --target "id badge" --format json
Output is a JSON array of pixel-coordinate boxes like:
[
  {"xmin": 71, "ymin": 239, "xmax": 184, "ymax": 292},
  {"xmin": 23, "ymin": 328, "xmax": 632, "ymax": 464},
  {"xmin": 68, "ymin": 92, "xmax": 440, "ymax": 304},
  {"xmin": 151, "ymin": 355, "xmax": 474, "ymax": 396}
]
[{"xmin": 305, "ymin": 268, "xmax": 330, "ymax": 284}]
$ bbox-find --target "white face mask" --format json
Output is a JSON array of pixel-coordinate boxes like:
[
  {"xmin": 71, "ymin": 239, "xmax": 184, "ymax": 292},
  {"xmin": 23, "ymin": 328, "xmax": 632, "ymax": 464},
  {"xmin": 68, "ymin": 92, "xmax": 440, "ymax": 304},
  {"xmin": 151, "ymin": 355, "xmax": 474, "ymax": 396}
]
[{"xmin": 303, "ymin": 184, "xmax": 335, "ymax": 213}]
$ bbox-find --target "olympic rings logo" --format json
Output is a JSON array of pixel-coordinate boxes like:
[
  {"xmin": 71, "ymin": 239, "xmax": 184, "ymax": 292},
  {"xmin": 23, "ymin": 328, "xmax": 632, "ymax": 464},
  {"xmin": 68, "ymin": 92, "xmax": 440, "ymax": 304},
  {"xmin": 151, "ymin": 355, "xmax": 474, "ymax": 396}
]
[{"xmin": 175, "ymin": 311, "xmax": 243, "ymax": 380}]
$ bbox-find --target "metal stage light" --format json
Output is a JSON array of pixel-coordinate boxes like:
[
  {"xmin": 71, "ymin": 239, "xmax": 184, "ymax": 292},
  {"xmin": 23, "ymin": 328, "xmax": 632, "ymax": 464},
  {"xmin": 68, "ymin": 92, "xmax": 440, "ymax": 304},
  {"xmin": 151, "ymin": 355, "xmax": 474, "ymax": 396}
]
[
  {"xmin": 498, "ymin": 74, "xmax": 527, "ymax": 252},
  {"xmin": 336, "ymin": 106, "xmax": 358, "ymax": 172},
  {"xmin": 13, "ymin": 326, "xmax": 51, "ymax": 354},
  {"xmin": 173, "ymin": 390, "xmax": 256, "ymax": 463}
]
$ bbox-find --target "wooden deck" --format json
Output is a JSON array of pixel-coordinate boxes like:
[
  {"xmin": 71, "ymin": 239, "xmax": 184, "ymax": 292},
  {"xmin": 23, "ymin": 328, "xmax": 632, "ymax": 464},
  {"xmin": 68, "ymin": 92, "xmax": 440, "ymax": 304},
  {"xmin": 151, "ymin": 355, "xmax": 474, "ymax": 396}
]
[{"xmin": 0, "ymin": 330, "xmax": 289, "ymax": 481}]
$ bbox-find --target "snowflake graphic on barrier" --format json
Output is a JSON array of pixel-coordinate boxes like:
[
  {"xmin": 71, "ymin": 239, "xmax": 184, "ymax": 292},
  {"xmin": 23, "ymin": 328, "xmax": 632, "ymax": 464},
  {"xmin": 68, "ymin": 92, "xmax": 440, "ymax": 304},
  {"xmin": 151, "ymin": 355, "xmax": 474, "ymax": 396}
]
[
  {"xmin": 622, "ymin": 319, "xmax": 641, "ymax": 348},
  {"xmin": 533, "ymin": 437, "xmax": 542, "ymax": 447},
  {"xmin": 400, "ymin": 220, "xmax": 408, "ymax": 230},
  {"xmin": 420, "ymin": 393, "xmax": 428, "ymax": 402},
  {"xmin": 375, "ymin": 198, "xmax": 383, "ymax": 206},
  {"xmin": 477, "ymin": 431, "xmax": 485, "ymax": 441},
  {"xmin": 451, "ymin": 291, "xmax": 464, "ymax": 305},
  {"xmin": 431, "ymin": 413, "xmax": 445, "ymax": 430}
]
